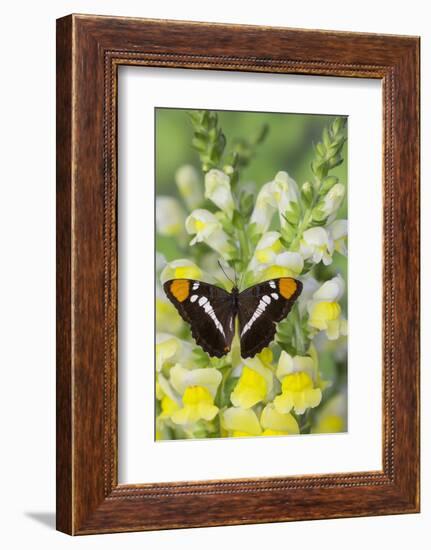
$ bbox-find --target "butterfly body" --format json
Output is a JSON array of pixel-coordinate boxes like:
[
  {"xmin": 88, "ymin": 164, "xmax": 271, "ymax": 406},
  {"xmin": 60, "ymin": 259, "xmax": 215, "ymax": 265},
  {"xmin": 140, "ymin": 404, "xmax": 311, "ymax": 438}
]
[{"xmin": 163, "ymin": 277, "xmax": 302, "ymax": 359}]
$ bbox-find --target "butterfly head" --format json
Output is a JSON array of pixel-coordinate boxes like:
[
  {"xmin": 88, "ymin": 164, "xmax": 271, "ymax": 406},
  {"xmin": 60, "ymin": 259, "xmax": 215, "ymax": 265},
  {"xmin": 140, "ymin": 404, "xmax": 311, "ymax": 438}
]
[{"xmin": 218, "ymin": 260, "xmax": 238, "ymax": 290}]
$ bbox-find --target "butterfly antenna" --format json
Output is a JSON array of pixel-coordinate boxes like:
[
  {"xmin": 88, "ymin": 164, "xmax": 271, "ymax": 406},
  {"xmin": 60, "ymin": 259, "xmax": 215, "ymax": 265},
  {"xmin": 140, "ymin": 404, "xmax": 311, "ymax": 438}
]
[{"xmin": 218, "ymin": 260, "xmax": 234, "ymax": 286}]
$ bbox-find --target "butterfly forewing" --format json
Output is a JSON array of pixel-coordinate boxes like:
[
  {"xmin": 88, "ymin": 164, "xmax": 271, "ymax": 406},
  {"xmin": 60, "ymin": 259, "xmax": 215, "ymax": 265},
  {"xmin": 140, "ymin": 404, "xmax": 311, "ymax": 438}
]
[
  {"xmin": 238, "ymin": 277, "xmax": 303, "ymax": 358},
  {"xmin": 163, "ymin": 279, "xmax": 235, "ymax": 358}
]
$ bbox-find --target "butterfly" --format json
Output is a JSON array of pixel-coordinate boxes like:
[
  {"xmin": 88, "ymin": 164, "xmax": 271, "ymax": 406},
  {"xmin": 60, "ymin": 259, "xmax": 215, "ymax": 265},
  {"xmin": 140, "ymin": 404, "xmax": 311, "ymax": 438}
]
[{"xmin": 163, "ymin": 277, "xmax": 302, "ymax": 359}]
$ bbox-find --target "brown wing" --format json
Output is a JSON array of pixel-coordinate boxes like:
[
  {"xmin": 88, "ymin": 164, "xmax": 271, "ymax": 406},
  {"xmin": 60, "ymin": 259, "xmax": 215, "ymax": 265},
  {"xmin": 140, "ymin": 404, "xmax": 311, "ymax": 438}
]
[
  {"xmin": 238, "ymin": 277, "xmax": 302, "ymax": 358},
  {"xmin": 163, "ymin": 279, "xmax": 235, "ymax": 358}
]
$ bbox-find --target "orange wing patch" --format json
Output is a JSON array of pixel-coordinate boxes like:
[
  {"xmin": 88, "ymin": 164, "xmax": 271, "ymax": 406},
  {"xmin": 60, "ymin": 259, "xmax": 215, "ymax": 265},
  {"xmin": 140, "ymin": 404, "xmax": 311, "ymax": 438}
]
[
  {"xmin": 170, "ymin": 279, "xmax": 190, "ymax": 302},
  {"xmin": 278, "ymin": 278, "xmax": 298, "ymax": 299}
]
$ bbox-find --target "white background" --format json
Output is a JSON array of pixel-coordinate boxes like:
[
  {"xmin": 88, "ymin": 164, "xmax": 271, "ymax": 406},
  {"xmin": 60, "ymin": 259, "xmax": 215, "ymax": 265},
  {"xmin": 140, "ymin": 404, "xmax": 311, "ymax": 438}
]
[
  {"xmin": 0, "ymin": 1, "xmax": 428, "ymax": 549},
  {"xmin": 119, "ymin": 68, "xmax": 382, "ymax": 483}
]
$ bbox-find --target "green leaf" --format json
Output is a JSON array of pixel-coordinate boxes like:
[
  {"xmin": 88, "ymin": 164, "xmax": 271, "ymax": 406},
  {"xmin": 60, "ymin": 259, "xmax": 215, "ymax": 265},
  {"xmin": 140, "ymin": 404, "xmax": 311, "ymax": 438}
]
[
  {"xmin": 311, "ymin": 206, "xmax": 328, "ymax": 222},
  {"xmin": 282, "ymin": 207, "xmax": 299, "ymax": 225},
  {"xmin": 319, "ymin": 175, "xmax": 338, "ymax": 195},
  {"xmin": 232, "ymin": 210, "xmax": 244, "ymax": 230},
  {"xmin": 322, "ymin": 127, "xmax": 331, "ymax": 148}
]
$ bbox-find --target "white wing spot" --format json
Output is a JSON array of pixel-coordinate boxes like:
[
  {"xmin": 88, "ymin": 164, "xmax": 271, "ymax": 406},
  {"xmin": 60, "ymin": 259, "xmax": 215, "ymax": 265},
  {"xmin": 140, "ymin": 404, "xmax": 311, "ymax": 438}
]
[
  {"xmin": 198, "ymin": 298, "xmax": 225, "ymax": 336},
  {"xmin": 241, "ymin": 298, "xmax": 271, "ymax": 336},
  {"xmin": 271, "ymin": 293, "xmax": 279, "ymax": 300},
  {"xmin": 269, "ymin": 281, "xmax": 276, "ymax": 289},
  {"xmin": 190, "ymin": 294, "xmax": 198, "ymax": 303},
  {"xmin": 192, "ymin": 282, "xmax": 200, "ymax": 290}
]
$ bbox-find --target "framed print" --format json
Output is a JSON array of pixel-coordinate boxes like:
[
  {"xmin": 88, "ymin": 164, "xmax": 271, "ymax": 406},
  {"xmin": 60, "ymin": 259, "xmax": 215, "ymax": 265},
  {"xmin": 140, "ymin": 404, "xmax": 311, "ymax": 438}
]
[{"xmin": 56, "ymin": 14, "xmax": 420, "ymax": 534}]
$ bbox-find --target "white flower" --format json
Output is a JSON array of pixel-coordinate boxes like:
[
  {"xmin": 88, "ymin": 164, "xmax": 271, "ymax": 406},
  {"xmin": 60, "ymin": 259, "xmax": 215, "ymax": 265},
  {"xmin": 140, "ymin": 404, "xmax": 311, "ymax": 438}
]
[
  {"xmin": 312, "ymin": 274, "xmax": 345, "ymax": 302},
  {"xmin": 247, "ymin": 231, "xmax": 303, "ymax": 282},
  {"xmin": 250, "ymin": 171, "xmax": 299, "ymax": 233},
  {"xmin": 297, "ymin": 276, "xmax": 320, "ymax": 316},
  {"xmin": 204, "ymin": 169, "xmax": 235, "ymax": 218},
  {"xmin": 328, "ymin": 219, "xmax": 348, "ymax": 256},
  {"xmin": 185, "ymin": 209, "xmax": 235, "ymax": 259},
  {"xmin": 300, "ymin": 227, "xmax": 334, "ymax": 266},
  {"xmin": 307, "ymin": 275, "xmax": 347, "ymax": 340},
  {"xmin": 175, "ymin": 164, "xmax": 204, "ymax": 210},
  {"xmin": 320, "ymin": 183, "xmax": 345, "ymax": 219},
  {"xmin": 155, "ymin": 196, "xmax": 186, "ymax": 236}
]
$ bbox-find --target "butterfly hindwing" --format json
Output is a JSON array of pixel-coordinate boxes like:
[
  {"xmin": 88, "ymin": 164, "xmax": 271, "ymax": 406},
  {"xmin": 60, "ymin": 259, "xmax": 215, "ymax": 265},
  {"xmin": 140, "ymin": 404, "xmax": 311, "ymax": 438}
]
[
  {"xmin": 238, "ymin": 277, "xmax": 303, "ymax": 358},
  {"xmin": 163, "ymin": 279, "xmax": 235, "ymax": 358}
]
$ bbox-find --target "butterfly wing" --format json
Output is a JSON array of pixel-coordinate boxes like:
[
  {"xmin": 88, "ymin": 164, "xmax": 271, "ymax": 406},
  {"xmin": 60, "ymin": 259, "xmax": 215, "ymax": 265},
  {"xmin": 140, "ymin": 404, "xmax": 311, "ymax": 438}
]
[
  {"xmin": 238, "ymin": 277, "xmax": 303, "ymax": 359},
  {"xmin": 163, "ymin": 279, "xmax": 235, "ymax": 358}
]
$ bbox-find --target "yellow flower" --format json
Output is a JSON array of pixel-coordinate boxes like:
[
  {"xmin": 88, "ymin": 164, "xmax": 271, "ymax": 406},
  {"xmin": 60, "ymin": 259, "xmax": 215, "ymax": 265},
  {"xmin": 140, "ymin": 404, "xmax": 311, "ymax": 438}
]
[
  {"xmin": 157, "ymin": 372, "xmax": 181, "ymax": 411},
  {"xmin": 155, "ymin": 298, "xmax": 183, "ymax": 333},
  {"xmin": 170, "ymin": 364, "xmax": 222, "ymax": 398},
  {"xmin": 230, "ymin": 358, "xmax": 274, "ymax": 409},
  {"xmin": 160, "ymin": 394, "xmax": 180, "ymax": 419},
  {"xmin": 160, "ymin": 259, "xmax": 204, "ymax": 284},
  {"xmin": 276, "ymin": 350, "xmax": 314, "ymax": 381},
  {"xmin": 258, "ymin": 347, "xmax": 273, "ymax": 367},
  {"xmin": 307, "ymin": 275, "xmax": 347, "ymax": 340},
  {"xmin": 230, "ymin": 366, "xmax": 267, "ymax": 409},
  {"xmin": 311, "ymin": 392, "xmax": 347, "ymax": 434},
  {"xmin": 222, "ymin": 407, "xmax": 262, "ymax": 437},
  {"xmin": 171, "ymin": 386, "xmax": 219, "ymax": 425},
  {"xmin": 155, "ymin": 334, "xmax": 181, "ymax": 372},
  {"xmin": 309, "ymin": 301, "xmax": 341, "ymax": 329},
  {"xmin": 274, "ymin": 372, "xmax": 322, "ymax": 415},
  {"xmin": 260, "ymin": 404, "xmax": 299, "ymax": 436}
]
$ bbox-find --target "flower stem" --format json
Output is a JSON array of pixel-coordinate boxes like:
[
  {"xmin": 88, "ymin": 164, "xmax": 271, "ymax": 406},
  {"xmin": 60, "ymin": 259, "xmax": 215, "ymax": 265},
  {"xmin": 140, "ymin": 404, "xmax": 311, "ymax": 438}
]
[
  {"xmin": 293, "ymin": 305, "xmax": 306, "ymax": 355},
  {"xmin": 237, "ymin": 222, "xmax": 250, "ymax": 274}
]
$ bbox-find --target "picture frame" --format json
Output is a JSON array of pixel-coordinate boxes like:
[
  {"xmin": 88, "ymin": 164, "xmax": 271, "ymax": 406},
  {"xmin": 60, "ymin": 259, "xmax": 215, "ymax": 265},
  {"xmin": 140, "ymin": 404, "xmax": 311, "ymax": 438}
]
[{"xmin": 56, "ymin": 14, "xmax": 420, "ymax": 535}]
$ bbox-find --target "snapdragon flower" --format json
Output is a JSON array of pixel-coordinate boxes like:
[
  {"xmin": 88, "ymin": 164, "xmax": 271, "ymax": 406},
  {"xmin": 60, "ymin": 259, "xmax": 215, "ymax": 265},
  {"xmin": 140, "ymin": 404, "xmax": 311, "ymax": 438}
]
[
  {"xmin": 246, "ymin": 231, "xmax": 303, "ymax": 283},
  {"xmin": 155, "ymin": 333, "xmax": 193, "ymax": 373},
  {"xmin": 319, "ymin": 183, "xmax": 345, "ymax": 219},
  {"xmin": 160, "ymin": 259, "xmax": 204, "ymax": 284},
  {"xmin": 204, "ymin": 169, "xmax": 235, "ymax": 218},
  {"xmin": 300, "ymin": 227, "xmax": 334, "ymax": 266},
  {"xmin": 171, "ymin": 385, "xmax": 219, "ymax": 426},
  {"xmin": 328, "ymin": 219, "xmax": 348, "ymax": 256},
  {"xmin": 185, "ymin": 209, "xmax": 236, "ymax": 259},
  {"xmin": 311, "ymin": 391, "xmax": 347, "ymax": 434},
  {"xmin": 221, "ymin": 407, "xmax": 262, "ymax": 437},
  {"xmin": 250, "ymin": 171, "xmax": 299, "ymax": 234},
  {"xmin": 169, "ymin": 364, "xmax": 222, "ymax": 398},
  {"xmin": 307, "ymin": 275, "xmax": 347, "ymax": 340},
  {"xmin": 175, "ymin": 164, "xmax": 204, "ymax": 210},
  {"xmin": 274, "ymin": 371, "xmax": 322, "ymax": 415},
  {"xmin": 260, "ymin": 403, "xmax": 299, "ymax": 436},
  {"xmin": 155, "ymin": 196, "xmax": 186, "ymax": 236}
]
